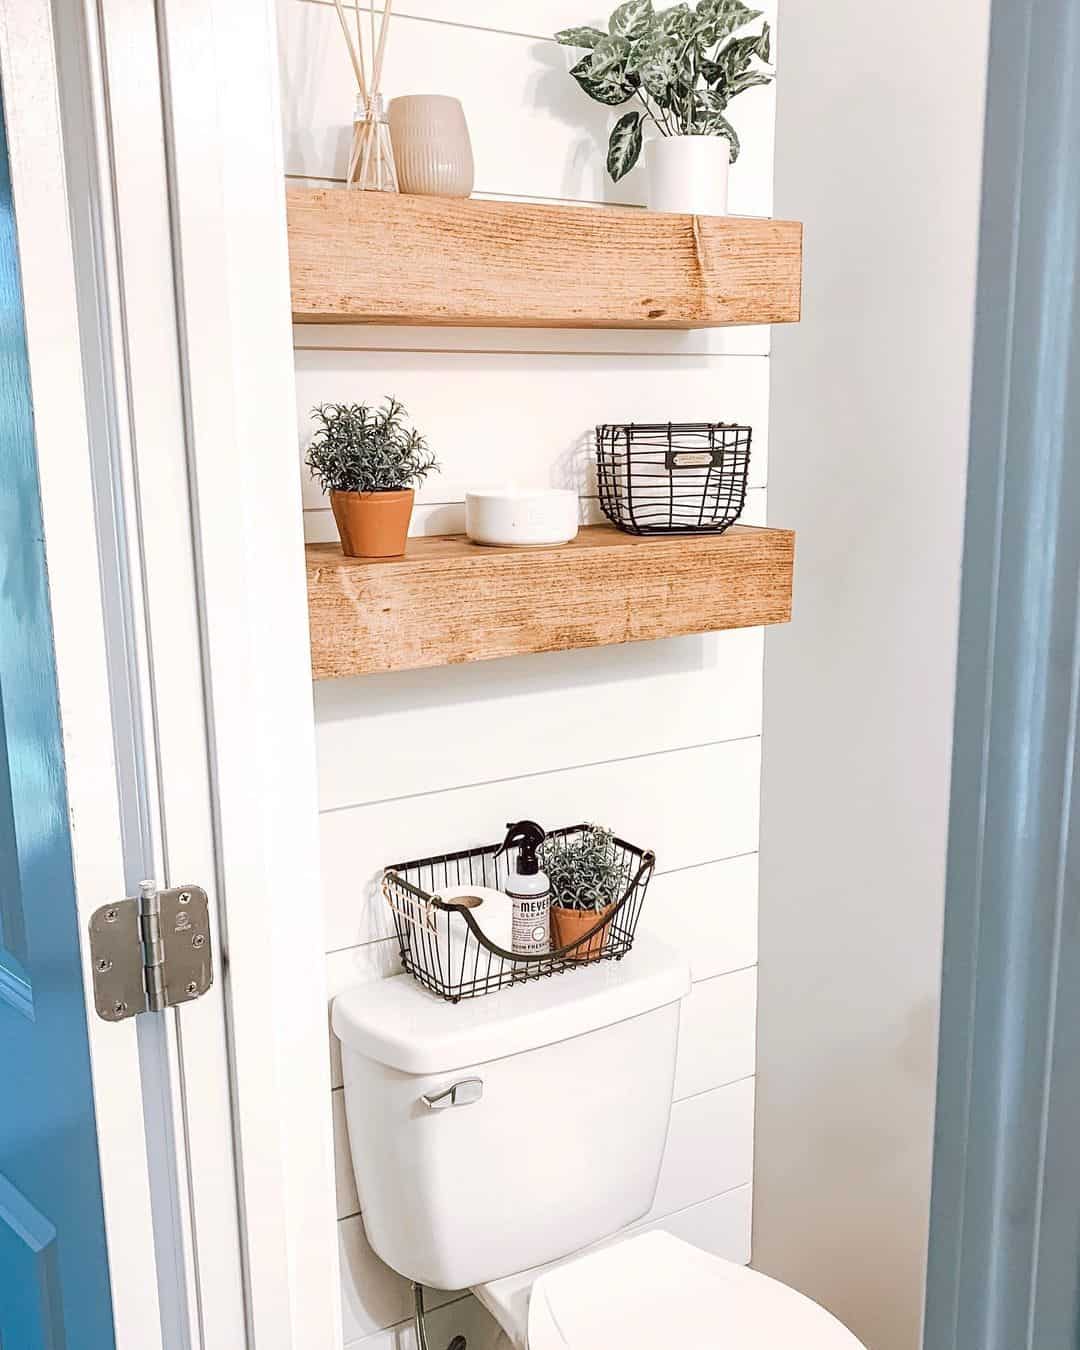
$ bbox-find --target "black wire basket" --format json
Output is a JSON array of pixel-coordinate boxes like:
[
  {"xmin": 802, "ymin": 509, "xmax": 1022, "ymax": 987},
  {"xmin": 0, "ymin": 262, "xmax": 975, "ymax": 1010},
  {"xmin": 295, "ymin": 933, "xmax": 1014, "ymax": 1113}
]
[
  {"xmin": 596, "ymin": 421, "xmax": 752, "ymax": 535},
  {"xmin": 382, "ymin": 825, "xmax": 656, "ymax": 1003}
]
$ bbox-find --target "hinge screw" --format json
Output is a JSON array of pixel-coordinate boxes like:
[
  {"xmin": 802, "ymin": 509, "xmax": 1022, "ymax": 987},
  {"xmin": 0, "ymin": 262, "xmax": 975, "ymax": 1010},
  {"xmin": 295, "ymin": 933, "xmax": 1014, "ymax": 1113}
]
[
  {"xmin": 113, "ymin": 1000, "xmax": 127, "ymax": 1015},
  {"xmin": 178, "ymin": 891, "xmax": 191, "ymax": 905},
  {"xmin": 192, "ymin": 934, "xmax": 206, "ymax": 949},
  {"xmin": 105, "ymin": 908, "xmax": 119, "ymax": 923},
  {"xmin": 96, "ymin": 958, "xmax": 112, "ymax": 973},
  {"xmin": 186, "ymin": 981, "xmax": 198, "ymax": 996}
]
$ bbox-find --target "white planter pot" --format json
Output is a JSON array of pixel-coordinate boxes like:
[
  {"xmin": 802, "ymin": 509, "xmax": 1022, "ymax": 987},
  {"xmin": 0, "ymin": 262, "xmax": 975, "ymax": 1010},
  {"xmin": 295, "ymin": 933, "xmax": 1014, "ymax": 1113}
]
[{"xmin": 646, "ymin": 135, "xmax": 731, "ymax": 216}]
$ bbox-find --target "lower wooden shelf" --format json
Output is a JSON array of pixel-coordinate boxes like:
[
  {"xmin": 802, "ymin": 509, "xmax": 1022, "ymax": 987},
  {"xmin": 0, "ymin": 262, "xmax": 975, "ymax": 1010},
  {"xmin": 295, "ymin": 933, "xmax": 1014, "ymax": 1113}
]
[{"xmin": 306, "ymin": 524, "xmax": 794, "ymax": 680}]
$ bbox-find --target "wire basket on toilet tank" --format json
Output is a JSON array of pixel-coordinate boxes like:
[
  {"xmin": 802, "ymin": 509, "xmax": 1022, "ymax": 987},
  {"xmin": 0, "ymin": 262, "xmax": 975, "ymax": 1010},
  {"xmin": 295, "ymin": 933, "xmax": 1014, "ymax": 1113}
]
[{"xmin": 596, "ymin": 422, "xmax": 751, "ymax": 535}]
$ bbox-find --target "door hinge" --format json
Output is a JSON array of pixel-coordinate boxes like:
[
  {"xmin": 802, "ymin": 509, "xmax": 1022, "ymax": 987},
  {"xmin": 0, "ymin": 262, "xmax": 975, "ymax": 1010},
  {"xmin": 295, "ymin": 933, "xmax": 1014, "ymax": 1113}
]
[{"xmin": 89, "ymin": 881, "xmax": 213, "ymax": 1021}]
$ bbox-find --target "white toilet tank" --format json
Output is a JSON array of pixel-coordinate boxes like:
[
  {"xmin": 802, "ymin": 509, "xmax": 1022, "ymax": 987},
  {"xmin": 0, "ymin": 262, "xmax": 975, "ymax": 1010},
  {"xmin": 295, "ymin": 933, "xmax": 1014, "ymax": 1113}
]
[{"xmin": 333, "ymin": 937, "xmax": 691, "ymax": 1292}]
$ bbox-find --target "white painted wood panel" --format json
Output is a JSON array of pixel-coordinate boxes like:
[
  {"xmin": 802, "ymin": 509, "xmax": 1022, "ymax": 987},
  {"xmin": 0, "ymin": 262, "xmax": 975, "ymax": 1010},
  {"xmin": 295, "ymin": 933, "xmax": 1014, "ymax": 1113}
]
[
  {"xmin": 293, "ymin": 321, "xmax": 771, "ymax": 359},
  {"xmin": 646, "ymin": 1077, "xmax": 755, "ymax": 1222},
  {"xmin": 330, "ymin": 964, "xmax": 757, "ymax": 1218},
  {"xmin": 642, "ymin": 853, "xmax": 759, "ymax": 981},
  {"xmin": 294, "ymin": 350, "xmax": 769, "ymax": 511},
  {"xmin": 333, "ymin": 1088, "xmax": 361, "ymax": 1219},
  {"xmin": 315, "ymin": 625, "xmax": 763, "ymax": 809},
  {"xmin": 304, "ymin": 482, "xmax": 766, "ymax": 543},
  {"xmin": 279, "ymin": 1, "xmax": 775, "ymax": 216},
  {"xmin": 628, "ymin": 1183, "xmax": 753, "ymax": 1265},
  {"xmin": 320, "ymin": 738, "xmax": 761, "ymax": 951},
  {"xmin": 674, "ymin": 968, "xmax": 757, "ymax": 1100}
]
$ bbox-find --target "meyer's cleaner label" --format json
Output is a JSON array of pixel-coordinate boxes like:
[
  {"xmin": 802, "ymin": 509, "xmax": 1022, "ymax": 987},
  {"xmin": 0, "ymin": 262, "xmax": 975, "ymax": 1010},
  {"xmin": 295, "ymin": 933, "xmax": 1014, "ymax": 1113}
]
[{"xmin": 508, "ymin": 888, "xmax": 550, "ymax": 955}]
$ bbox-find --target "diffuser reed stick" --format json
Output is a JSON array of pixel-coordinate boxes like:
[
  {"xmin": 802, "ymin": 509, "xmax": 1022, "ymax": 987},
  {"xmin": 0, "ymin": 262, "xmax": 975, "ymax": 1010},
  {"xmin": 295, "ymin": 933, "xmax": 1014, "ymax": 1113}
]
[{"xmin": 334, "ymin": 0, "xmax": 398, "ymax": 192}]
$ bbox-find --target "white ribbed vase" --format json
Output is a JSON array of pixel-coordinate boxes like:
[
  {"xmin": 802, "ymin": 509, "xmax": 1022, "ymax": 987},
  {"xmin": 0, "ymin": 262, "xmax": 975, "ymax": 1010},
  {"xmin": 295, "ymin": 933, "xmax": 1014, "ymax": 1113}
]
[{"xmin": 388, "ymin": 95, "xmax": 474, "ymax": 198}]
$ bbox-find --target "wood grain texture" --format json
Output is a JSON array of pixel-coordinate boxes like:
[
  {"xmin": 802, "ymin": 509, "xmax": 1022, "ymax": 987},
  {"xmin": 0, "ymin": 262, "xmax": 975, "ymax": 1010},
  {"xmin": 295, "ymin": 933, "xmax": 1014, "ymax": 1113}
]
[
  {"xmin": 287, "ymin": 187, "xmax": 802, "ymax": 329},
  {"xmin": 306, "ymin": 524, "xmax": 794, "ymax": 679}
]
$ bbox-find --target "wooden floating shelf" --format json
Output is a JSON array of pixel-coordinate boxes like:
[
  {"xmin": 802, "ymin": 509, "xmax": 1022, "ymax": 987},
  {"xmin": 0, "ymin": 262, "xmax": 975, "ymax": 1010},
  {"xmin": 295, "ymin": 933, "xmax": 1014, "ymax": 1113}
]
[
  {"xmin": 287, "ymin": 187, "xmax": 803, "ymax": 330},
  {"xmin": 306, "ymin": 524, "xmax": 795, "ymax": 680}
]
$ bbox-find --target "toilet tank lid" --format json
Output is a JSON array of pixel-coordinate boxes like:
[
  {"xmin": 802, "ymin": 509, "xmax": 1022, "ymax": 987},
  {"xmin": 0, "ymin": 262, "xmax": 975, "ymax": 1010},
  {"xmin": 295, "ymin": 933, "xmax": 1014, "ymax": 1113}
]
[{"xmin": 331, "ymin": 936, "xmax": 691, "ymax": 1075}]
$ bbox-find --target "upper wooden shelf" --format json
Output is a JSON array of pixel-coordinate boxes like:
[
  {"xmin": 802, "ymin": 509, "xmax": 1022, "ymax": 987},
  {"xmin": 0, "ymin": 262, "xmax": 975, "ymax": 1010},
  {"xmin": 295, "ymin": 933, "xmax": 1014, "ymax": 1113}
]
[
  {"xmin": 306, "ymin": 524, "xmax": 794, "ymax": 680},
  {"xmin": 287, "ymin": 187, "xmax": 803, "ymax": 330}
]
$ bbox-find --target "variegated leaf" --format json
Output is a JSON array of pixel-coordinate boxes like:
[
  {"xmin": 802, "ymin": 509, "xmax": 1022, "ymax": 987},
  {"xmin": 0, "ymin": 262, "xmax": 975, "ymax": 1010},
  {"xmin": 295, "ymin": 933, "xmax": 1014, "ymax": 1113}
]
[
  {"xmin": 707, "ymin": 0, "xmax": 763, "ymax": 37},
  {"xmin": 555, "ymin": 25, "xmax": 607, "ymax": 48},
  {"xmin": 655, "ymin": 2, "xmax": 693, "ymax": 36},
  {"xmin": 590, "ymin": 33, "xmax": 632, "ymax": 78},
  {"xmin": 609, "ymin": 0, "xmax": 654, "ymax": 41},
  {"xmin": 726, "ymin": 69, "xmax": 772, "ymax": 98},
  {"xmin": 570, "ymin": 55, "xmax": 636, "ymax": 106},
  {"xmin": 637, "ymin": 41, "xmax": 685, "ymax": 99},
  {"xmin": 607, "ymin": 110, "xmax": 643, "ymax": 180},
  {"xmin": 706, "ymin": 113, "xmax": 741, "ymax": 161}
]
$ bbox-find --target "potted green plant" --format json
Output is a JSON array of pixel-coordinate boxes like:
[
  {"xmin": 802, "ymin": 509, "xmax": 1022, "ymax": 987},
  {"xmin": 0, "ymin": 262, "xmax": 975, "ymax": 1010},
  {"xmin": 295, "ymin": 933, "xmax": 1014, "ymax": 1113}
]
[
  {"xmin": 306, "ymin": 398, "xmax": 438, "ymax": 558},
  {"xmin": 555, "ymin": 0, "xmax": 773, "ymax": 216},
  {"xmin": 540, "ymin": 825, "xmax": 626, "ymax": 961}
]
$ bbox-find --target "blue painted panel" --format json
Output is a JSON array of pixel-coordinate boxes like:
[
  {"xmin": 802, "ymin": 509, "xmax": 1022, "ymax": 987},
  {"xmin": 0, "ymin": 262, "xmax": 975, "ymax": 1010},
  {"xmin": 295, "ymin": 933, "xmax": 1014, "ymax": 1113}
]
[
  {"xmin": 0, "ymin": 71, "xmax": 116, "ymax": 1350},
  {"xmin": 924, "ymin": 0, "xmax": 1080, "ymax": 1345}
]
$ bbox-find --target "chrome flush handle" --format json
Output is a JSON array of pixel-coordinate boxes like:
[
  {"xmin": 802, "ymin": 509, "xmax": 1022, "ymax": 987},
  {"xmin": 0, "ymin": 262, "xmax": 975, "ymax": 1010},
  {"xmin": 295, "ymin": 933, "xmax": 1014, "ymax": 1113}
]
[{"xmin": 422, "ymin": 1078, "xmax": 484, "ymax": 1110}]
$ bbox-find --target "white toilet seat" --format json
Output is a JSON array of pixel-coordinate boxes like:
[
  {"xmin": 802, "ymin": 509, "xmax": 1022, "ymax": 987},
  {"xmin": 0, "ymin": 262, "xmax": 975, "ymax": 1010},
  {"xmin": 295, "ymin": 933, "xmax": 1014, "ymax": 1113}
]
[{"xmin": 477, "ymin": 1231, "xmax": 866, "ymax": 1350}]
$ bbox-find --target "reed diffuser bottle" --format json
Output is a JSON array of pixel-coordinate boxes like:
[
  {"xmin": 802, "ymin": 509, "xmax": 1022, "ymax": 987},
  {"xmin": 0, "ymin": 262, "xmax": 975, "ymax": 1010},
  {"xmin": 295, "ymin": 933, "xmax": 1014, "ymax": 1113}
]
[{"xmin": 332, "ymin": 0, "xmax": 398, "ymax": 193}]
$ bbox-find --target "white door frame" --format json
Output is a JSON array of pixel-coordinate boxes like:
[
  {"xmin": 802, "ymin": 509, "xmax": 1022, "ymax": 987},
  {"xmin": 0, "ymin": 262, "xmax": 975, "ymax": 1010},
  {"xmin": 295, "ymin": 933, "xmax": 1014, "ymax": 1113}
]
[
  {"xmin": 0, "ymin": 3, "xmax": 163, "ymax": 1346},
  {"xmin": 150, "ymin": 0, "xmax": 342, "ymax": 1344},
  {"xmin": 8, "ymin": 0, "xmax": 340, "ymax": 1345}
]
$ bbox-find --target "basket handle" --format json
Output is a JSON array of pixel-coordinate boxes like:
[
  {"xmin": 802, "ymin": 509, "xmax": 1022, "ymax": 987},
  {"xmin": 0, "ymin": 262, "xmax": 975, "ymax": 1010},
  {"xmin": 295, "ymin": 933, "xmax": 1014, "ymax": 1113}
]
[{"xmin": 381, "ymin": 873, "xmax": 438, "ymax": 934}]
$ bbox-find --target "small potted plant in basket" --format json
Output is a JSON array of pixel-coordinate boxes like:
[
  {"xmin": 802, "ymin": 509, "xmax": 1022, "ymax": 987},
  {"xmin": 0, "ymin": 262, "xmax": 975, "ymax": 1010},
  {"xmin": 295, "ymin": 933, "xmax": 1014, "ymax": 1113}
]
[
  {"xmin": 306, "ymin": 398, "xmax": 439, "ymax": 558},
  {"xmin": 541, "ymin": 825, "xmax": 626, "ymax": 962}
]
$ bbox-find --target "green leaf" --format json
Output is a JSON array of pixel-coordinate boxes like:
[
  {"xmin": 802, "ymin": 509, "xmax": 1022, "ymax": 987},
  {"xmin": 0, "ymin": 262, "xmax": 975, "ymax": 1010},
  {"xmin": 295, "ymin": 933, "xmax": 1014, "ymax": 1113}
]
[
  {"xmin": 655, "ymin": 2, "xmax": 693, "ymax": 36},
  {"xmin": 636, "ymin": 39, "xmax": 686, "ymax": 99},
  {"xmin": 570, "ymin": 54, "xmax": 635, "ymax": 106},
  {"xmin": 554, "ymin": 25, "xmax": 607, "ymax": 48},
  {"xmin": 590, "ymin": 33, "xmax": 632, "ymax": 78},
  {"xmin": 608, "ymin": 0, "xmax": 654, "ymax": 41},
  {"xmin": 701, "ymin": 0, "xmax": 762, "ymax": 39},
  {"xmin": 607, "ymin": 110, "xmax": 643, "ymax": 180},
  {"xmin": 726, "ymin": 69, "xmax": 772, "ymax": 98},
  {"xmin": 702, "ymin": 113, "xmax": 740, "ymax": 161},
  {"xmin": 713, "ymin": 25, "xmax": 771, "ymax": 84}
]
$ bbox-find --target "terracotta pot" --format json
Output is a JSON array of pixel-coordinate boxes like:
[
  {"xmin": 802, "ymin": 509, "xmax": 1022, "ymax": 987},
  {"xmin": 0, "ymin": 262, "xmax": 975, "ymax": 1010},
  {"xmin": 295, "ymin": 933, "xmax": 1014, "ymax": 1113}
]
[
  {"xmin": 330, "ymin": 488, "xmax": 414, "ymax": 558},
  {"xmin": 550, "ymin": 902, "xmax": 616, "ymax": 963}
]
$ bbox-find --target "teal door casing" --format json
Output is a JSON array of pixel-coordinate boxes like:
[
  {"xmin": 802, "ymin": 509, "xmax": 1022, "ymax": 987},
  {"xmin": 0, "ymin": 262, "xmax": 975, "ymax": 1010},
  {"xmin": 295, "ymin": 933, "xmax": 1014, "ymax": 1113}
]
[{"xmin": 0, "ymin": 72, "xmax": 116, "ymax": 1350}]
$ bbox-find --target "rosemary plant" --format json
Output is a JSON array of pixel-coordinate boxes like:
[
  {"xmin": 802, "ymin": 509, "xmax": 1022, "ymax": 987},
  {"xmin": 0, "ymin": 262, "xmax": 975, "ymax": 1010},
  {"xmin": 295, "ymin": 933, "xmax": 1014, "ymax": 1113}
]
[
  {"xmin": 540, "ymin": 826, "xmax": 625, "ymax": 912},
  {"xmin": 306, "ymin": 398, "xmax": 438, "ymax": 493},
  {"xmin": 556, "ymin": 0, "xmax": 773, "ymax": 180}
]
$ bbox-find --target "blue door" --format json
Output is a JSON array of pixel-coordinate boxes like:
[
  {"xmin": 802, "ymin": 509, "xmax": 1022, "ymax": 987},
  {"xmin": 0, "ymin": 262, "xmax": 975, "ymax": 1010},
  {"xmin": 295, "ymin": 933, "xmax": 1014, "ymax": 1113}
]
[{"xmin": 0, "ymin": 78, "xmax": 117, "ymax": 1350}]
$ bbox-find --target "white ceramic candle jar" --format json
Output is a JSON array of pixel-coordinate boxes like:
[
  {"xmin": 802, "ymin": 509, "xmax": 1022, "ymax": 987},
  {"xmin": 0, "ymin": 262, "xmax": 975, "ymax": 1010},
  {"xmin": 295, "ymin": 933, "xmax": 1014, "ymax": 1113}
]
[{"xmin": 465, "ymin": 489, "xmax": 579, "ymax": 547}]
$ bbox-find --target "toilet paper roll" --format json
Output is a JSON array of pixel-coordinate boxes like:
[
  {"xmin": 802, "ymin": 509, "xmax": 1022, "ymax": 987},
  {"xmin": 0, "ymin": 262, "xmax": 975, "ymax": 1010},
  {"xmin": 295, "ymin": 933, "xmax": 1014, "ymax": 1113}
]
[{"xmin": 437, "ymin": 884, "xmax": 513, "ymax": 958}]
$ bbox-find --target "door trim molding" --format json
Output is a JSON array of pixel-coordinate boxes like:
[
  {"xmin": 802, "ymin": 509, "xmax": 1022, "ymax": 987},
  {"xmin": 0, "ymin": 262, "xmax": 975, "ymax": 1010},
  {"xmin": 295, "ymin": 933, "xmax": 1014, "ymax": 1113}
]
[
  {"xmin": 0, "ymin": 2, "xmax": 165, "ymax": 1346},
  {"xmin": 924, "ymin": 0, "xmax": 1080, "ymax": 1344}
]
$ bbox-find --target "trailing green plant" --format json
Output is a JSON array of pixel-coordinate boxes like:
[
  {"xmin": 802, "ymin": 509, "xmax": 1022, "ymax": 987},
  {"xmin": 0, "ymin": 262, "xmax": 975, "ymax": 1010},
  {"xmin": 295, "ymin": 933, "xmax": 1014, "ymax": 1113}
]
[
  {"xmin": 540, "ymin": 826, "xmax": 626, "ymax": 912},
  {"xmin": 306, "ymin": 398, "xmax": 439, "ymax": 494},
  {"xmin": 555, "ymin": 0, "xmax": 773, "ymax": 180}
]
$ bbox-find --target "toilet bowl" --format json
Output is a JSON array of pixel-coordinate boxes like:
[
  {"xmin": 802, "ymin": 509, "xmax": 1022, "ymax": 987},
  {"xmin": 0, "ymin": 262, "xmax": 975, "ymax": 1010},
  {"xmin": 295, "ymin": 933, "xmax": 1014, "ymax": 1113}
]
[
  {"xmin": 333, "ymin": 937, "xmax": 867, "ymax": 1350},
  {"xmin": 474, "ymin": 1230, "xmax": 865, "ymax": 1349}
]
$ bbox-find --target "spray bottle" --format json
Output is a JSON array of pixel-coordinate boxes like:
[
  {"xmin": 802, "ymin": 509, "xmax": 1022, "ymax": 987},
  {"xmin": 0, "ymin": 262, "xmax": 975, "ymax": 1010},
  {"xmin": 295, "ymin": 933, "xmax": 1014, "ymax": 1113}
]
[{"xmin": 496, "ymin": 820, "xmax": 551, "ymax": 955}]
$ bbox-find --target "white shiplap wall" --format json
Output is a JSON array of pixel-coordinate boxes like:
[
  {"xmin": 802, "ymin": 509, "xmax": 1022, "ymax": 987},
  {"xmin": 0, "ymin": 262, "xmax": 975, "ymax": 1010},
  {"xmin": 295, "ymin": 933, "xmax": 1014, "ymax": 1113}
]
[{"xmin": 280, "ymin": 3, "xmax": 777, "ymax": 1345}]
